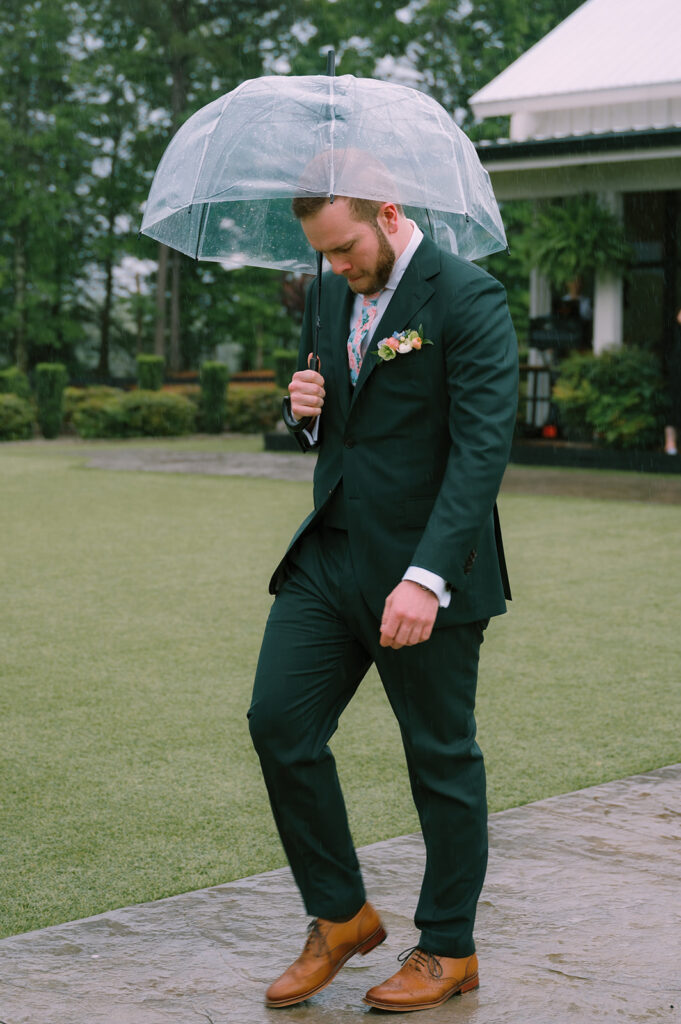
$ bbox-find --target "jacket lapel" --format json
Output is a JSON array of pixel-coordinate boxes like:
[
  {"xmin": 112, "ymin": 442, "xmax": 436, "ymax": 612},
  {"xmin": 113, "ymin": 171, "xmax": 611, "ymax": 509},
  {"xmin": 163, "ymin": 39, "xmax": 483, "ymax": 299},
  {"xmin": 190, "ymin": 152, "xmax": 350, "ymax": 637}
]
[{"xmin": 350, "ymin": 237, "xmax": 440, "ymax": 408}]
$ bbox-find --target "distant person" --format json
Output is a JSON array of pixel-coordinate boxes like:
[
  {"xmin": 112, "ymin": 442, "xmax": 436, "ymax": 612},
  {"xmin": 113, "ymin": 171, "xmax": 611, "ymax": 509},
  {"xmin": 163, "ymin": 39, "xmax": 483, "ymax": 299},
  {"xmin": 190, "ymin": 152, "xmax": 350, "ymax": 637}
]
[{"xmin": 664, "ymin": 308, "xmax": 681, "ymax": 455}]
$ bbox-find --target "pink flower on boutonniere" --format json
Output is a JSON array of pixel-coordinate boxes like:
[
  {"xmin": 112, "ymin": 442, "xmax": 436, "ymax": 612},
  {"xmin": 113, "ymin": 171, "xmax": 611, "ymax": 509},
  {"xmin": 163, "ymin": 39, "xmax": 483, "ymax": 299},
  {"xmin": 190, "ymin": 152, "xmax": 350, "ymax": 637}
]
[{"xmin": 374, "ymin": 324, "xmax": 433, "ymax": 362}]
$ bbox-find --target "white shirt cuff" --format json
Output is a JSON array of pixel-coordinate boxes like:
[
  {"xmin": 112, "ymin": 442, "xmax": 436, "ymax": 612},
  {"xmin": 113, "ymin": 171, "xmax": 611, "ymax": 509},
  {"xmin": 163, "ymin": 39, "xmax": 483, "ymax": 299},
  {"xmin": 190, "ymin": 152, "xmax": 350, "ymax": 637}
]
[
  {"xmin": 303, "ymin": 416, "xmax": 320, "ymax": 445},
  {"xmin": 402, "ymin": 566, "xmax": 452, "ymax": 608}
]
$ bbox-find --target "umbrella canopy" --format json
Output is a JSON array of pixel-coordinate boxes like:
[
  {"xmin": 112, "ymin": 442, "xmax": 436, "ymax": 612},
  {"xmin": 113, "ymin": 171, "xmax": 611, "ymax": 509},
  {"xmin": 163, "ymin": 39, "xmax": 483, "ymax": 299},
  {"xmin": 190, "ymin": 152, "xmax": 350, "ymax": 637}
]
[{"xmin": 140, "ymin": 73, "xmax": 507, "ymax": 272}]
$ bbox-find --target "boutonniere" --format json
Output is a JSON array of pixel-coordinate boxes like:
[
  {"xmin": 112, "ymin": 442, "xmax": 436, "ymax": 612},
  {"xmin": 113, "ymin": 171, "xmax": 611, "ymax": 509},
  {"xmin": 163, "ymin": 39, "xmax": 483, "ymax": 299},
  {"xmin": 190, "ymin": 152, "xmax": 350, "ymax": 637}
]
[{"xmin": 374, "ymin": 324, "xmax": 433, "ymax": 362}]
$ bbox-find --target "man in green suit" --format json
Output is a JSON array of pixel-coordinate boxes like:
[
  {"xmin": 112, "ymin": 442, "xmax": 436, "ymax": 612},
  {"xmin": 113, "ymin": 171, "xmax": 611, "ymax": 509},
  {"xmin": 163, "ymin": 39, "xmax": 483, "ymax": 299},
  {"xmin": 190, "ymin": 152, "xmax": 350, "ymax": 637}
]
[{"xmin": 248, "ymin": 195, "xmax": 518, "ymax": 1012}]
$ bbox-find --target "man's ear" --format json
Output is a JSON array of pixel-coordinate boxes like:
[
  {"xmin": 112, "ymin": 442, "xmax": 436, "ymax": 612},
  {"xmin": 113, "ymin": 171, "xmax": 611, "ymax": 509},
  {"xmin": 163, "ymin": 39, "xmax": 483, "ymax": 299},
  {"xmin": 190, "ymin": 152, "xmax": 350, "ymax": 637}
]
[{"xmin": 379, "ymin": 202, "xmax": 401, "ymax": 234}]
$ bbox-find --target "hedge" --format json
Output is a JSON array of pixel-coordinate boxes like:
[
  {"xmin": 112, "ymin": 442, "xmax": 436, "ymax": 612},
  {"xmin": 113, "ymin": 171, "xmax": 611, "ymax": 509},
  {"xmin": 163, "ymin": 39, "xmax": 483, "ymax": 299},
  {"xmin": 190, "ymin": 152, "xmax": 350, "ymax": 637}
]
[
  {"xmin": 272, "ymin": 349, "xmax": 298, "ymax": 389},
  {"xmin": 35, "ymin": 363, "xmax": 68, "ymax": 439},
  {"xmin": 0, "ymin": 367, "xmax": 31, "ymax": 401},
  {"xmin": 0, "ymin": 394, "xmax": 34, "ymax": 441},
  {"xmin": 72, "ymin": 390, "xmax": 196, "ymax": 439},
  {"xmin": 199, "ymin": 362, "xmax": 230, "ymax": 433},
  {"xmin": 62, "ymin": 383, "xmax": 284, "ymax": 438},
  {"xmin": 63, "ymin": 386, "xmax": 125, "ymax": 428},
  {"xmin": 224, "ymin": 386, "xmax": 284, "ymax": 433},
  {"xmin": 136, "ymin": 354, "xmax": 164, "ymax": 391}
]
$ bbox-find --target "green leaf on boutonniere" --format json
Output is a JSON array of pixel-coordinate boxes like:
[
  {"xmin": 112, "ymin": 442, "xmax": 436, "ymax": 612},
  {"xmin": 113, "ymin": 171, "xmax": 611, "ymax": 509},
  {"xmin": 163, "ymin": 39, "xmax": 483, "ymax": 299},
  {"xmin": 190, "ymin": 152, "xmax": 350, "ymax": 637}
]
[{"xmin": 417, "ymin": 324, "xmax": 434, "ymax": 346}]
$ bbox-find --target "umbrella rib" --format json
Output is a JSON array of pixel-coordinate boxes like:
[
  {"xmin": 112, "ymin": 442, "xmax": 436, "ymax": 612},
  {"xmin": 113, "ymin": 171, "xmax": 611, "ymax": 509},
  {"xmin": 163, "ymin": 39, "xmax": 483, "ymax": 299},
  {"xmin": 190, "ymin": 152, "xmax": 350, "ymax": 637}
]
[
  {"xmin": 328, "ymin": 74, "xmax": 336, "ymax": 198},
  {"xmin": 194, "ymin": 202, "xmax": 209, "ymax": 260}
]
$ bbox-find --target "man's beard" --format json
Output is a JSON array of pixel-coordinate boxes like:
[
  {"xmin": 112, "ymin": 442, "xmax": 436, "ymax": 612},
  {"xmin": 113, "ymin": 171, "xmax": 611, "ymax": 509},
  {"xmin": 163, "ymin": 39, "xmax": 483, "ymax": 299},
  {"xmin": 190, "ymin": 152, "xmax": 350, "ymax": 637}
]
[{"xmin": 358, "ymin": 224, "xmax": 396, "ymax": 294}]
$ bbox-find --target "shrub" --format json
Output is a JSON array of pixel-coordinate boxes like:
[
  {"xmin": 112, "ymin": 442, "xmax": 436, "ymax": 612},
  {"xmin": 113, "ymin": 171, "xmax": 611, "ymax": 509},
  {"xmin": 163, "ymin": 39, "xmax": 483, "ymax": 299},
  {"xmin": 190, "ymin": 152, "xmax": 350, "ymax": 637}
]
[
  {"xmin": 161, "ymin": 383, "xmax": 200, "ymax": 404},
  {"xmin": 120, "ymin": 390, "xmax": 196, "ymax": 436},
  {"xmin": 553, "ymin": 347, "xmax": 666, "ymax": 449},
  {"xmin": 0, "ymin": 367, "xmax": 31, "ymax": 401},
  {"xmin": 199, "ymin": 361, "xmax": 230, "ymax": 433},
  {"xmin": 136, "ymin": 354, "xmax": 164, "ymax": 391},
  {"xmin": 272, "ymin": 349, "xmax": 298, "ymax": 389},
  {"xmin": 0, "ymin": 394, "xmax": 34, "ymax": 441},
  {"xmin": 72, "ymin": 390, "xmax": 196, "ymax": 439},
  {"xmin": 71, "ymin": 395, "xmax": 128, "ymax": 439},
  {"xmin": 35, "ymin": 363, "xmax": 68, "ymax": 439},
  {"xmin": 224, "ymin": 385, "xmax": 284, "ymax": 433},
  {"xmin": 63, "ymin": 386, "xmax": 125, "ymax": 429}
]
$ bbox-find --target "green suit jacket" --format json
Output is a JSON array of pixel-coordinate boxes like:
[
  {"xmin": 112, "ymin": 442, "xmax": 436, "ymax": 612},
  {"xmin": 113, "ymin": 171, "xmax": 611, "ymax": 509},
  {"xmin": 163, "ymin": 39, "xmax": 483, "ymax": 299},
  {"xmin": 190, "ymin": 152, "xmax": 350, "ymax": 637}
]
[{"xmin": 270, "ymin": 235, "xmax": 519, "ymax": 627}]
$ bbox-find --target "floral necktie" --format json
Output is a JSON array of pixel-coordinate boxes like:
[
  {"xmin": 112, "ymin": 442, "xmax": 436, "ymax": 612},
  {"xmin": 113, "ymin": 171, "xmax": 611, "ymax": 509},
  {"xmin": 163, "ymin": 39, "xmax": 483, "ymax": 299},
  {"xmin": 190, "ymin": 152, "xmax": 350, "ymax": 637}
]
[{"xmin": 347, "ymin": 293, "xmax": 380, "ymax": 386}]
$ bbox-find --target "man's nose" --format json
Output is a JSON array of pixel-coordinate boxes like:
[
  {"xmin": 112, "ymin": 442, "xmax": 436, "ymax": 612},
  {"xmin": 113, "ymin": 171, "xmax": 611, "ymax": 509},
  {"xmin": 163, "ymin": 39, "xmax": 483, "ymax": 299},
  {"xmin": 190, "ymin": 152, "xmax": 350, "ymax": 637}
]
[{"xmin": 328, "ymin": 255, "xmax": 352, "ymax": 275}]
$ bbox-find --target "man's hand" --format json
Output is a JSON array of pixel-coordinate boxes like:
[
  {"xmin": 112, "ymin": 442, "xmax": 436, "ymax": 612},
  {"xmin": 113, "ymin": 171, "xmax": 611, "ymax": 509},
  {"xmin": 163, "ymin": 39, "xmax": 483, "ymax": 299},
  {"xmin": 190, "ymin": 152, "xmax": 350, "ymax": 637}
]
[
  {"xmin": 379, "ymin": 580, "xmax": 439, "ymax": 649},
  {"xmin": 289, "ymin": 369, "xmax": 325, "ymax": 421}
]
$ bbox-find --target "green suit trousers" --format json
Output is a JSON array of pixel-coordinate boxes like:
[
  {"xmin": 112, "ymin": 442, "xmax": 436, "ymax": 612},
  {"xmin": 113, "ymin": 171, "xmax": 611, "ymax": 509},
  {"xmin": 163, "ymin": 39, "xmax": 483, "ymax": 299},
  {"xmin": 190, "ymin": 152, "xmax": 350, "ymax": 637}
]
[{"xmin": 248, "ymin": 524, "xmax": 488, "ymax": 958}]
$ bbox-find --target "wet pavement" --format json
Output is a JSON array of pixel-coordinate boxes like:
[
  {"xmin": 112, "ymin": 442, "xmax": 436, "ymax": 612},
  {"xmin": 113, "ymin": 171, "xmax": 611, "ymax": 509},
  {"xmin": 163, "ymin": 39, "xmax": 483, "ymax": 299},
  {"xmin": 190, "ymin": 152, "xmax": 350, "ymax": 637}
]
[
  {"xmin": 81, "ymin": 447, "xmax": 681, "ymax": 503},
  {"xmin": 1, "ymin": 764, "xmax": 679, "ymax": 1024}
]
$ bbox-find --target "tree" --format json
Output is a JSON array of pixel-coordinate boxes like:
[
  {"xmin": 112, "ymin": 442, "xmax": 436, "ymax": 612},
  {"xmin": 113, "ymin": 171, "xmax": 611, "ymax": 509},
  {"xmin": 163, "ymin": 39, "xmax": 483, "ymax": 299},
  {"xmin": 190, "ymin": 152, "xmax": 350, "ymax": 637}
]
[
  {"xmin": 126, "ymin": 0, "xmax": 302, "ymax": 371},
  {"xmin": 0, "ymin": 0, "xmax": 91, "ymax": 370},
  {"xmin": 270, "ymin": 0, "xmax": 583, "ymax": 135}
]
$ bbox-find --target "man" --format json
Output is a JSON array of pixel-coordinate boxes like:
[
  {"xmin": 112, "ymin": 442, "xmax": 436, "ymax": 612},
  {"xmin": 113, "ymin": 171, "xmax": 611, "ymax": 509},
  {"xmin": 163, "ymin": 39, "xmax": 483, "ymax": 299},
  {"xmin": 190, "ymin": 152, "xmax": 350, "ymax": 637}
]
[{"xmin": 248, "ymin": 194, "xmax": 518, "ymax": 1012}]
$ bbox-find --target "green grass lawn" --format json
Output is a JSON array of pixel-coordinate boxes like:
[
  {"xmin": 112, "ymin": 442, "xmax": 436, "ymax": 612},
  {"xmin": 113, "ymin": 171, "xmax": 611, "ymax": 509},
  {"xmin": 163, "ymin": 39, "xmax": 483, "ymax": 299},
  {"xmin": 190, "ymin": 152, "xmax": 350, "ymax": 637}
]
[{"xmin": 1, "ymin": 439, "xmax": 680, "ymax": 938}]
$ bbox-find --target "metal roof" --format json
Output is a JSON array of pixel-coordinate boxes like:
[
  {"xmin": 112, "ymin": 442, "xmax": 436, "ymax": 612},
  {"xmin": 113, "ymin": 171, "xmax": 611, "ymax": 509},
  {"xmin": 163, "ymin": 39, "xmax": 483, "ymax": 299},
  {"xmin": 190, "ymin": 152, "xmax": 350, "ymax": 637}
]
[{"xmin": 470, "ymin": 0, "xmax": 681, "ymax": 116}]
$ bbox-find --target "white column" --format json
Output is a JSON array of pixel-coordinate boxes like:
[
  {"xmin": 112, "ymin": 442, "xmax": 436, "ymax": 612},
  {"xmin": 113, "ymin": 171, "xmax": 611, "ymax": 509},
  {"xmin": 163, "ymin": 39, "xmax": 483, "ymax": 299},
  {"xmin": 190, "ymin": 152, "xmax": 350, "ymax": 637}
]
[
  {"xmin": 527, "ymin": 267, "xmax": 552, "ymax": 425},
  {"xmin": 592, "ymin": 192, "xmax": 624, "ymax": 353},
  {"xmin": 593, "ymin": 273, "xmax": 624, "ymax": 353},
  {"xmin": 529, "ymin": 267, "xmax": 552, "ymax": 317}
]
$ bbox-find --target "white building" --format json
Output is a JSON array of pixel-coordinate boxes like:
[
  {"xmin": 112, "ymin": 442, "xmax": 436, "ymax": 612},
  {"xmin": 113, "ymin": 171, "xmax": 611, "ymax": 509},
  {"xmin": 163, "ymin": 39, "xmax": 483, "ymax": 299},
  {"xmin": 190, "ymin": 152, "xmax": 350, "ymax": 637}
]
[{"xmin": 469, "ymin": 0, "xmax": 681, "ymax": 357}]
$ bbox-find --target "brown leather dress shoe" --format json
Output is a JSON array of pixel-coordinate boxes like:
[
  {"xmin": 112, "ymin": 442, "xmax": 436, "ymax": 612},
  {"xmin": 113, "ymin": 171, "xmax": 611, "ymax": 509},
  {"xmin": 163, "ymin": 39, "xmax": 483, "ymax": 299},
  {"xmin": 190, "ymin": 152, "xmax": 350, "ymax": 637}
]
[
  {"xmin": 363, "ymin": 946, "xmax": 479, "ymax": 1012},
  {"xmin": 265, "ymin": 901, "xmax": 387, "ymax": 1008}
]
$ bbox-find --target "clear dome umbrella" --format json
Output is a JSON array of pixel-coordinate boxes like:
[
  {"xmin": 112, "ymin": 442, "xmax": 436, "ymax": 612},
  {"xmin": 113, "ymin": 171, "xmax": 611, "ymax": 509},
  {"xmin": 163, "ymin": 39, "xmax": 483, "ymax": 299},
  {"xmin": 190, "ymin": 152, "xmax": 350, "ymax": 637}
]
[{"xmin": 140, "ymin": 54, "xmax": 507, "ymax": 365}]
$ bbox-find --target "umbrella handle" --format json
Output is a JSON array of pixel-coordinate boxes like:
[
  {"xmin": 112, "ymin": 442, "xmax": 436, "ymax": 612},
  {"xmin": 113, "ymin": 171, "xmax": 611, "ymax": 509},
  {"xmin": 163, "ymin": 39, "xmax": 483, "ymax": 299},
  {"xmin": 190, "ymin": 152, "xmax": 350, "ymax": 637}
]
[{"xmin": 307, "ymin": 352, "xmax": 321, "ymax": 372}]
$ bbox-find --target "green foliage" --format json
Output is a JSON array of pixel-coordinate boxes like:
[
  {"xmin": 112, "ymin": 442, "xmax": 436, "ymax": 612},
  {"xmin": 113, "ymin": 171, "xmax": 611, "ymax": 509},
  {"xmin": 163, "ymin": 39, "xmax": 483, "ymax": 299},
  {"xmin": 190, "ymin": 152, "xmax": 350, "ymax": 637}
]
[
  {"xmin": 199, "ymin": 362, "xmax": 230, "ymax": 433},
  {"xmin": 0, "ymin": 366, "xmax": 31, "ymax": 400},
  {"xmin": 518, "ymin": 196, "xmax": 632, "ymax": 289},
  {"xmin": 71, "ymin": 395, "xmax": 127, "ymax": 439},
  {"xmin": 63, "ymin": 386, "xmax": 126, "ymax": 427},
  {"xmin": 72, "ymin": 390, "xmax": 196, "ymax": 439},
  {"xmin": 284, "ymin": 0, "xmax": 582, "ymax": 126},
  {"xmin": 272, "ymin": 349, "xmax": 298, "ymax": 389},
  {"xmin": 119, "ymin": 390, "xmax": 196, "ymax": 436},
  {"xmin": 225, "ymin": 386, "xmax": 284, "ymax": 433},
  {"xmin": 136, "ymin": 354, "xmax": 164, "ymax": 391},
  {"xmin": 35, "ymin": 363, "xmax": 68, "ymax": 439},
  {"xmin": 479, "ymin": 200, "xmax": 532, "ymax": 341},
  {"xmin": 553, "ymin": 347, "xmax": 667, "ymax": 449},
  {"xmin": 0, "ymin": 0, "xmax": 584, "ymax": 374},
  {"xmin": 0, "ymin": 393, "xmax": 34, "ymax": 440}
]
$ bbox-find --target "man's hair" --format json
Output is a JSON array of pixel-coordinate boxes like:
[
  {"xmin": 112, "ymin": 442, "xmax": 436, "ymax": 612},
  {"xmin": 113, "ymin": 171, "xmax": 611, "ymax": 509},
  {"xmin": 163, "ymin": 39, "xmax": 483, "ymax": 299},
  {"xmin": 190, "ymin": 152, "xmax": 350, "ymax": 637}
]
[{"xmin": 291, "ymin": 196, "xmax": 402, "ymax": 224}]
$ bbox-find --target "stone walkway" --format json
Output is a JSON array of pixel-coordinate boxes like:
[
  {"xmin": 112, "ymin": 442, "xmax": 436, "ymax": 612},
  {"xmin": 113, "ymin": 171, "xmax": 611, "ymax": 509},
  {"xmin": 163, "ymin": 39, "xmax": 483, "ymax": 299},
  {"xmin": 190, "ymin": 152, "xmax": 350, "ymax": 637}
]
[
  {"xmin": 81, "ymin": 447, "xmax": 681, "ymax": 503},
  {"xmin": 1, "ymin": 765, "xmax": 679, "ymax": 1024}
]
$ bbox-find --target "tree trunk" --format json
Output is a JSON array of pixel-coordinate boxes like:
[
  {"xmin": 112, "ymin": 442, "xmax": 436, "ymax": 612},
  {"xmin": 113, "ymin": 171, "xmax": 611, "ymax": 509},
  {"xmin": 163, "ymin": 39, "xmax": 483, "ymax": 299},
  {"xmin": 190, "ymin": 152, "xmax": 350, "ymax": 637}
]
[
  {"xmin": 98, "ymin": 249, "xmax": 114, "ymax": 379},
  {"xmin": 97, "ymin": 146, "xmax": 120, "ymax": 380},
  {"xmin": 135, "ymin": 274, "xmax": 143, "ymax": 353},
  {"xmin": 13, "ymin": 223, "xmax": 28, "ymax": 372},
  {"xmin": 167, "ymin": 3, "xmax": 188, "ymax": 373},
  {"xmin": 154, "ymin": 243, "xmax": 168, "ymax": 357}
]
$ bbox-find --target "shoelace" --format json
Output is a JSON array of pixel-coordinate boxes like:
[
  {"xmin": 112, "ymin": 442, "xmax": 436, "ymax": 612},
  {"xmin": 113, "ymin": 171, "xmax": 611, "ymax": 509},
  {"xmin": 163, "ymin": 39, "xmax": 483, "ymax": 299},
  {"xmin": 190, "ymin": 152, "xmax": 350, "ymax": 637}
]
[
  {"xmin": 303, "ymin": 919, "xmax": 327, "ymax": 956},
  {"xmin": 398, "ymin": 946, "xmax": 443, "ymax": 978}
]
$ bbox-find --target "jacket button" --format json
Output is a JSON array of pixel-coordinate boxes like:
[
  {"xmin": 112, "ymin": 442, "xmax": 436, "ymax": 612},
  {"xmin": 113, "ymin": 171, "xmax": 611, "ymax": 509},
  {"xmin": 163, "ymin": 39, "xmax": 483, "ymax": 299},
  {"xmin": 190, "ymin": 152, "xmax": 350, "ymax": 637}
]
[{"xmin": 344, "ymin": 438, "xmax": 355, "ymax": 448}]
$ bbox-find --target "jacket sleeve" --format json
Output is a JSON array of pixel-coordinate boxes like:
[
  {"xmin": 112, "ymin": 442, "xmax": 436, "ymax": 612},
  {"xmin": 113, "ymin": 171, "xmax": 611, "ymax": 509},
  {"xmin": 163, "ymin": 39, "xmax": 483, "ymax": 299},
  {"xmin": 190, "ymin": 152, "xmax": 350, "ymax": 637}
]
[{"xmin": 410, "ymin": 272, "xmax": 518, "ymax": 591}]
